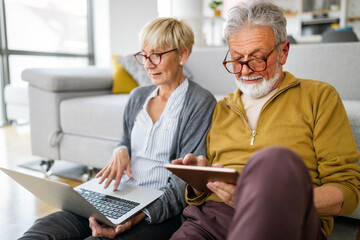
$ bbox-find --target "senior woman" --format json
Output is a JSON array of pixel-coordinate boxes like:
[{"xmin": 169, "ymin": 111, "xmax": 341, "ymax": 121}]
[{"xmin": 20, "ymin": 18, "xmax": 216, "ymax": 240}]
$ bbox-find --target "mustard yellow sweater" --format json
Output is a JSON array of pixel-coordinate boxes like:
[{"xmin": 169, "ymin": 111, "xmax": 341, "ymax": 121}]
[{"xmin": 186, "ymin": 72, "xmax": 360, "ymax": 236}]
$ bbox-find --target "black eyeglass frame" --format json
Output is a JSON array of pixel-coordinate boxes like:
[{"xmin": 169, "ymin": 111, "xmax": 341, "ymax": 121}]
[
  {"xmin": 133, "ymin": 48, "xmax": 178, "ymax": 66},
  {"xmin": 223, "ymin": 43, "xmax": 283, "ymax": 74}
]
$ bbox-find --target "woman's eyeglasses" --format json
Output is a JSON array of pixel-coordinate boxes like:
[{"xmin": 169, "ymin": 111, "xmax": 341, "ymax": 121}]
[{"xmin": 134, "ymin": 49, "xmax": 178, "ymax": 66}]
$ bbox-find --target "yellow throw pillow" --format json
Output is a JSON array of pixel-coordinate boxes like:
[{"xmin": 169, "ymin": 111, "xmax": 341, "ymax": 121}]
[{"xmin": 112, "ymin": 55, "xmax": 139, "ymax": 94}]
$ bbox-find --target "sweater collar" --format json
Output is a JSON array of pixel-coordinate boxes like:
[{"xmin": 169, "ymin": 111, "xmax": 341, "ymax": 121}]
[{"xmin": 224, "ymin": 71, "xmax": 300, "ymax": 107}]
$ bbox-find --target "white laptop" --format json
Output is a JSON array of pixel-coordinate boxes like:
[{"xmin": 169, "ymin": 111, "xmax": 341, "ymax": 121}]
[{"xmin": 0, "ymin": 167, "xmax": 163, "ymax": 227}]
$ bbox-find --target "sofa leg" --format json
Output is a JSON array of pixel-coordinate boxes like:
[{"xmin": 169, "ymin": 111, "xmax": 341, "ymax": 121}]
[
  {"xmin": 40, "ymin": 159, "xmax": 55, "ymax": 176},
  {"xmin": 10, "ymin": 119, "xmax": 29, "ymax": 126},
  {"xmin": 81, "ymin": 166, "xmax": 98, "ymax": 182}
]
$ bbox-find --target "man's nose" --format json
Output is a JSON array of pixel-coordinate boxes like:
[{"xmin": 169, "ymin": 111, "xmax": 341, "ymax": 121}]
[{"xmin": 241, "ymin": 63, "xmax": 252, "ymax": 76}]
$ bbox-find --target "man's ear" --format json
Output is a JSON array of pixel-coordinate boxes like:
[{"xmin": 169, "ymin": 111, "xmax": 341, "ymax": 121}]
[
  {"xmin": 179, "ymin": 48, "xmax": 190, "ymax": 65},
  {"xmin": 280, "ymin": 40, "xmax": 290, "ymax": 65}
]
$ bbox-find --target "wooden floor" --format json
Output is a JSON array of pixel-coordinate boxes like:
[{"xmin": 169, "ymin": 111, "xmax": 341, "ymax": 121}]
[
  {"xmin": 2, "ymin": 124, "xmax": 360, "ymax": 240},
  {"xmin": 0, "ymin": 124, "xmax": 82, "ymax": 239}
]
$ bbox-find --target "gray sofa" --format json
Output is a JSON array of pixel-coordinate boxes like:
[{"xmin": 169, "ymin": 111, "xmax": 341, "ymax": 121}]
[{"xmin": 23, "ymin": 42, "xmax": 360, "ymax": 239}]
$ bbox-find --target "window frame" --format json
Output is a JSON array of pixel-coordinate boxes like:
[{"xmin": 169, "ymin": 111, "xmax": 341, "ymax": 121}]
[{"xmin": 0, "ymin": 0, "xmax": 95, "ymax": 126}]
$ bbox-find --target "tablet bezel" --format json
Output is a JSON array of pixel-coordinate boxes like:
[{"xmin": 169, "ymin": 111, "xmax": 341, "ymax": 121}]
[{"xmin": 164, "ymin": 164, "xmax": 239, "ymax": 193}]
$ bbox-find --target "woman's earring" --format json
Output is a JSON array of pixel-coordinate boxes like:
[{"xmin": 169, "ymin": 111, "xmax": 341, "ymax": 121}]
[{"xmin": 180, "ymin": 62, "xmax": 183, "ymax": 66}]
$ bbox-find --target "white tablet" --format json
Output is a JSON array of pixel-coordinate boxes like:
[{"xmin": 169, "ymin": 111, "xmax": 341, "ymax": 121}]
[{"xmin": 164, "ymin": 164, "xmax": 239, "ymax": 193}]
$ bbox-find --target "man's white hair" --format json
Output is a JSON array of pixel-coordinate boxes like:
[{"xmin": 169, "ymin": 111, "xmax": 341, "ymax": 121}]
[{"xmin": 224, "ymin": 0, "xmax": 287, "ymax": 45}]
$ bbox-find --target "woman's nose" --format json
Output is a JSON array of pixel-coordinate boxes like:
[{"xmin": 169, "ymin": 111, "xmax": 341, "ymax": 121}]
[{"xmin": 144, "ymin": 58, "xmax": 155, "ymax": 68}]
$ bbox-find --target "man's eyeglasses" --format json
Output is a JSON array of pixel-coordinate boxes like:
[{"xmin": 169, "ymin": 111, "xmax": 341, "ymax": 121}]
[
  {"xmin": 223, "ymin": 43, "xmax": 282, "ymax": 74},
  {"xmin": 134, "ymin": 48, "xmax": 178, "ymax": 66}
]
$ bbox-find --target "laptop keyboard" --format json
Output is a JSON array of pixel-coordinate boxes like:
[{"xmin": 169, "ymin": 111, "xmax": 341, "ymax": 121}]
[{"xmin": 78, "ymin": 188, "xmax": 140, "ymax": 219}]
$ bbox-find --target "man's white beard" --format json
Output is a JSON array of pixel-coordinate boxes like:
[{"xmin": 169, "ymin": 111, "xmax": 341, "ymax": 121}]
[{"xmin": 235, "ymin": 64, "xmax": 281, "ymax": 99}]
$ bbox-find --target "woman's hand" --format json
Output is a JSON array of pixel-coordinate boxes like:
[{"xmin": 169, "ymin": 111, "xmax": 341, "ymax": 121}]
[
  {"xmin": 89, "ymin": 212, "xmax": 146, "ymax": 238},
  {"xmin": 96, "ymin": 146, "xmax": 132, "ymax": 191},
  {"xmin": 89, "ymin": 217, "xmax": 129, "ymax": 238}
]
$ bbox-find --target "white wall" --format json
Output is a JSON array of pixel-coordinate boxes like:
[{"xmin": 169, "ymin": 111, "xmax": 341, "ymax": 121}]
[
  {"xmin": 109, "ymin": 0, "xmax": 157, "ymax": 55},
  {"xmin": 93, "ymin": 0, "xmax": 111, "ymax": 67},
  {"xmin": 93, "ymin": 0, "xmax": 158, "ymax": 67},
  {"xmin": 171, "ymin": 0, "xmax": 204, "ymax": 46}
]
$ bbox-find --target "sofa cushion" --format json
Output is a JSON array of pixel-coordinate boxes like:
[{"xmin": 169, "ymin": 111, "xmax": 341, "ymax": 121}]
[
  {"xmin": 112, "ymin": 55, "xmax": 139, "ymax": 94},
  {"xmin": 4, "ymin": 84, "xmax": 28, "ymax": 105},
  {"xmin": 342, "ymin": 100, "xmax": 360, "ymax": 220},
  {"xmin": 4, "ymin": 84, "xmax": 29, "ymax": 121},
  {"xmin": 185, "ymin": 47, "xmax": 237, "ymax": 96},
  {"xmin": 117, "ymin": 55, "xmax": 152, "ymax": 86},
  {"xmin": 60, "ymin": 94, "xmax": 129, "ymax": 141},
  {"xmin": 117, "ymin": 54, "xmax": 193, "ymax": 86},
  {"xmin": 343, "ymin": 100, "xmax": 360, "ymax": 151},
  {"xmin": 284, "ymin": 42, "xmax": 360, "ymax": 101},
  {"xmin": 22, "ymin": 67, "xmax": 113, "ymax": 92}
]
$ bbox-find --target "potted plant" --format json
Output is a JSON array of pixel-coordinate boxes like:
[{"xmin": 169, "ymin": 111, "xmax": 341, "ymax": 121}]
[{"xmin": 209, "ymin": 1, "xmax": 223, "ymax": 17}]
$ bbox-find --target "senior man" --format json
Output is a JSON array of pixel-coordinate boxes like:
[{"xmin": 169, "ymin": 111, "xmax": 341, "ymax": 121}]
[{"xmin": 171, "ymin": 1, "xmax": 360, "ymax": 240}]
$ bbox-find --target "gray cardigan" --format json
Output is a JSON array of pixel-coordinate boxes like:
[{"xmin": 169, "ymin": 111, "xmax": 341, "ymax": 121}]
[{"xmin": 119, "ymin": 80, "xmax": 216, "ymax": 224}]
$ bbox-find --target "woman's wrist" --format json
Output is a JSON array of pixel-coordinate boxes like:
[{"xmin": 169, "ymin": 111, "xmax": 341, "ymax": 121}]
[
  {"xmin": 131, "ymin": 211, "xmax": 146, "ymax": 226},
  {"xmin": 115, "ymin": 146, "xmax": 128, "ymax": 153}
]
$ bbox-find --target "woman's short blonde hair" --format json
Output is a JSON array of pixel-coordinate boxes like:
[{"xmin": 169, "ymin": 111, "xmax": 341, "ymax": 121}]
[{"xmin": 139, "ymin": 17, "xmax": 194, "ymax": 57}]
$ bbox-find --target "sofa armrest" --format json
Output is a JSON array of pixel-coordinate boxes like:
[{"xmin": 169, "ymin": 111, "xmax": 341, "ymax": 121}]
[
  {"xmin": 343, "ymin": 100, "xmax": 360, "ymax": 153},
  {"xmin": 24, "ymin": 67, "xmax": 115, "ymax": 161},
  {"xmin": 342, "ymin": 100, "xmax": 360, "ymax": 220},
  {"xmin": 22, "ymin": 67, "xmax": 113, "ymax": 92}
]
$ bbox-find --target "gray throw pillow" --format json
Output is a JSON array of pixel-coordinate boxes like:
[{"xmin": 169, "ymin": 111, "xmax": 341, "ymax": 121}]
[
  {"xmin": 117, "ymin": 55, "xmax": 152, "ymax": 86},
  {"xmin": 184, "ymin": 65, "xmax": 193, "ymax": 80},
  {"xmin": 117, "ymin": 55, "xmax": 193, "ymax": 86}
]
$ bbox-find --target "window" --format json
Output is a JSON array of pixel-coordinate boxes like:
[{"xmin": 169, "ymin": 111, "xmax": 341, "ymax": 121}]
[{"xmin": 0, "ymin": 0, "xmax": 94, "ymax": 125}]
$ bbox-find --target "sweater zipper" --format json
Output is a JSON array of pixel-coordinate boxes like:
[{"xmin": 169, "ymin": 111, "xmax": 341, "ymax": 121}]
[
  {"xmin": 250, "ymin": 130, "xmax": 256, "ymax": 146},
  {"xmin": 224, "ymin": 81, "xmax": 299, "ymax": 146},
  {"xmin": 225, "ymin": 102, "xmax": 255, "ymax": 145},
  {"xmin": 252, "ymin": 81, "xmax": 300, "ymax": 139}
]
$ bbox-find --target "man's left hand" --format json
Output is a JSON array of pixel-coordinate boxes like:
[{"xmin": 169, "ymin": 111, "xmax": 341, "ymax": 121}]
[
  {"xmin": 207, "ymin": 181, "xmax": 236, "ymax": 208},
  {"xmin": 206, "ymin": 163, "xmax": 236, "ymax": 208}
]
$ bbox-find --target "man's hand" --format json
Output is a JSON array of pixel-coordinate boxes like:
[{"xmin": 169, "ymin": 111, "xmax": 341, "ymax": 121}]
[
  {"xmin": 313, "ymin": 185, "xmax": 344, "ymax": 216},
  {"xmin": 96, "ymin": 146, "xmax": 132, "ymax": 191},
  {"xmin": 206, "ymin": 163, "xmax": 236, "ymax": 208},
  {"xmin": 172, "ymin": 153, "xmax": 210, "ymax": 167},
  {"xmin": 172, "ymin": 154, "xmax": 210, "ymax": 196},
  {"xmin": 207, "ymin": 181, "xmax": 236, "ymax": 208}
]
